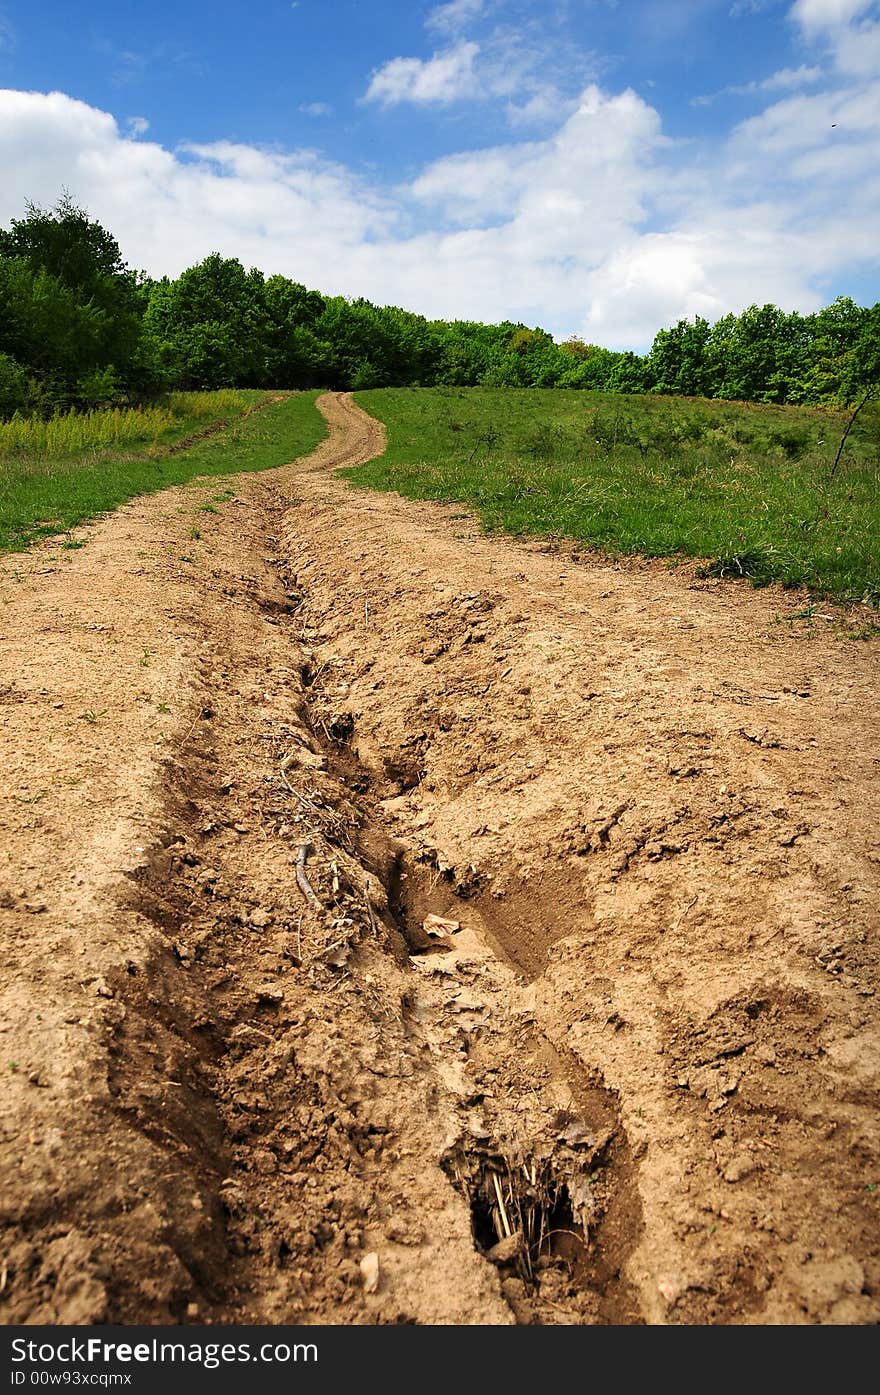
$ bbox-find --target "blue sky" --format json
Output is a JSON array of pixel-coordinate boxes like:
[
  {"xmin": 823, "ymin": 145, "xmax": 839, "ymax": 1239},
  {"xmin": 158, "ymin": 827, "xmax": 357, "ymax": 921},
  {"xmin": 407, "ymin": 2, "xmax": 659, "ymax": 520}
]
[{"xmin": 0, "ymin": 0, "xmax": 878, "ymax": 347}]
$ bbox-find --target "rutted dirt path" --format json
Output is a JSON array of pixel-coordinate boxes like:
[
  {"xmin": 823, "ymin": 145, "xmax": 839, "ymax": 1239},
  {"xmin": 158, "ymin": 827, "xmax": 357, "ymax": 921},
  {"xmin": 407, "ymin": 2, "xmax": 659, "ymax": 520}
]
[{"xmin": 1, "ymin": 392, "xmax": 878, "ymax": 1325}]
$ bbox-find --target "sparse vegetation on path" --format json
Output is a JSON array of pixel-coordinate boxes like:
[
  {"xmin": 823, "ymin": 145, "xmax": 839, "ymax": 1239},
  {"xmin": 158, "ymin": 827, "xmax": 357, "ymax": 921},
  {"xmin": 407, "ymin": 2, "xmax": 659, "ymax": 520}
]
[
  {"xmin": 348, "ymin": 388, "xmax": 880, "ymax": 606},
  {"xmin": 0, "ymin": 390, "xmax": 325, "ymax": 553}
]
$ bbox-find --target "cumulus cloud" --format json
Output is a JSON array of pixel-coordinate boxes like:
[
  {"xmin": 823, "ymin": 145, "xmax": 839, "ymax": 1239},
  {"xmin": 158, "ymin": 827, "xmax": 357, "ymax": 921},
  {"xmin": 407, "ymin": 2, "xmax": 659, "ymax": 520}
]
[
  {"xmin": 0, "ymin": 90, "xmax": 395, "ymax": 285},
  {"xmin": 365, "ymin": 41, "xmax": 479, "ymax": 106},
  {"xmin": 0, "ymin": 71, "xmax": 877, "ymax": 351},
  {"xmin": 410, "ymin": 86, "xmax": 660, "ymax": 233}
]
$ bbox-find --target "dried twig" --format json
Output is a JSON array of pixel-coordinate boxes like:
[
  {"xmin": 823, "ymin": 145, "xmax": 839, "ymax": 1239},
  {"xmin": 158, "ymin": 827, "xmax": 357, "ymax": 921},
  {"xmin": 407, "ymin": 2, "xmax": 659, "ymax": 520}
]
[
  {"xmin": 363, "ymin": 890, "xmax": 379, "ymax": 935},
  {"xmin": 673, "ymin": 894, "xmax": 698, "ymax": 932},
  {"xmin": 492, "ymin": 1170, "xmax": 512, "ymax": 1238},
  {"xmin": 295, "ymin": 841, "xmax": 322, "ymax": 909},
  {"xmin": 286, "ymin": 785, "xmax": 325, "ymax": 818},
  {"xmin": 827, "ymin": 385, "xmax": 877, "ymax": 489},
  {"xmin": 181, "ymin": 708, "xmax": 206, "ymax": 746}
]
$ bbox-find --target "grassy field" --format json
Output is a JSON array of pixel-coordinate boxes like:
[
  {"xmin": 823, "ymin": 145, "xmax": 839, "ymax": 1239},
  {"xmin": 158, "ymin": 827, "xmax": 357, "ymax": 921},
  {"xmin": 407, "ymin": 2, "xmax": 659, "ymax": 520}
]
[
  {"xmin": 0, "ymin": 390, "xmax": 326, "ymax": 553},
  {"xmin": 350, "ymin": 388, "xmax": 880, "ymax": 606}
]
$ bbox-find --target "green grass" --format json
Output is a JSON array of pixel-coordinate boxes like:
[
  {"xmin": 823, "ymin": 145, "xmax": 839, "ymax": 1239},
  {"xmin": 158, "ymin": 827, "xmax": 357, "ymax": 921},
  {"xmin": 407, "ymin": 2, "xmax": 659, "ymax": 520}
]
[
  {"xmin": 349, "ymin": 388, "xmax": 880, "ymax": 606},
  {"xmin": 0, "ymin": 390, "xmax": 326, "ymax": 553}
]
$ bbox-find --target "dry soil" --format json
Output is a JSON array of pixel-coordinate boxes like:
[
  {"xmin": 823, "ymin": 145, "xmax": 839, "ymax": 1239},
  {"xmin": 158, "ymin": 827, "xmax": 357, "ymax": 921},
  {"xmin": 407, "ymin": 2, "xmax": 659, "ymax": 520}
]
[{"xmin": 1, "ymin": 391, "xmax": 878, "ymax": 1326}]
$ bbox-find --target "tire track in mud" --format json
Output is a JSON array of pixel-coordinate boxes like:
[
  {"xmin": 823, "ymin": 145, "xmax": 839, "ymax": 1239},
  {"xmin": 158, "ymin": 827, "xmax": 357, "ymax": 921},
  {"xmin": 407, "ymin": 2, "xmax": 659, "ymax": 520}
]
[{"xmin": 0, "ymin": 392, "xmax": 878, "ymax": 1325}]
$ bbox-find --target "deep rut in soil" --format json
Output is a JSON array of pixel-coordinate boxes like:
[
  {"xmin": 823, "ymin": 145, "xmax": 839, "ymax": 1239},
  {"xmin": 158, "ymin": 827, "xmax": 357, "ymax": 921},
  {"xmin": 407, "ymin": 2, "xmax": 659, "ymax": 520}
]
[{"xmin": 117, "ymin": 547, "xmax": 643, "ymax": 1325}]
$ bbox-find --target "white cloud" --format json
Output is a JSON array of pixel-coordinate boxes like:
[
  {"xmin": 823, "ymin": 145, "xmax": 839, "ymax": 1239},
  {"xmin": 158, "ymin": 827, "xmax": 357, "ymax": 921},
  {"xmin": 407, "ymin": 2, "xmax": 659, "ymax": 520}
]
[
  {"xmin": 693, "ymin": 64, "xmax": 824, "ymax": 104},
  {"xmin": 582, "ymin": 215, "xmax": 830, "ymax": 346},
  {"xmin": 0, "ymin": 76, "xmax": 877, "ymax": 352},
  {"xmin": 0, "ymin": 90, "xmax": 394, "ymax": 282},
  {"xmin": 411, "ymin": 86, "xmax": 660, "ymax": 235},
  {"xmin": 728, "ymin": 79, "xmax": 880, "ymax": 154},
  {"xmin": 790, "ymin": 0, "xmax": 874, "ymax": 31},
  {"xmin": 299, "ymin": 101, "xmax": 333, "ymax": 117},
  {"xmin": 506, "ymin": 89, "xmax": 577, "ymax": 127},
  {"xmin": 126, "ymin": 115, "xmax": 149, "ymax": 136},
  {"xmin": 789, "ymin": 0, "xmax": 880, "ymax": 74},
  {"xmin": 427, "ymin": 0, "xmax": 488, "ymax": 33},
  {"xmin": 365, "ymin": 41, "xmax": 479, "ymax": 106},
  {"xmin": 832, "ymin": 14, "xmax": 880, "ymax": 71},
  {"xmin": 363, "ymin": 10, "xmax": 597, "ymax": 126},
  {"xmin": 754, "ymin": 63, "xmax": 825, "ymax": 89}
]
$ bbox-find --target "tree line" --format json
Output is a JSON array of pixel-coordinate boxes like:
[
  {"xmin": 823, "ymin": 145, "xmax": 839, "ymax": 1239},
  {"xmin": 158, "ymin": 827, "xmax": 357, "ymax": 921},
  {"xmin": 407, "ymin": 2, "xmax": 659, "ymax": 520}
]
[{"xmin": 1, "ymin": 196, "xmax": 877, "ymax": 418}]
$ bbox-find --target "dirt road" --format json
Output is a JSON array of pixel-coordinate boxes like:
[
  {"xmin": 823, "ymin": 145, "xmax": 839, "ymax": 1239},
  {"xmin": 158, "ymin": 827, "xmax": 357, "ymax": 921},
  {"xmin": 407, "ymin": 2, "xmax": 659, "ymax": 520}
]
[{"xmin": 1, "ymin": 392, "xmax": 878, "ymax": 1325}]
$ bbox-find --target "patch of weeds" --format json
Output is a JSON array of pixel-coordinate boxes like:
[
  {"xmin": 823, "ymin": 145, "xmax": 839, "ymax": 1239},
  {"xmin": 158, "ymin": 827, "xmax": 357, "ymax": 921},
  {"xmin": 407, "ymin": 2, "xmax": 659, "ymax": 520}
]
[
  {"xmin": 767, "ymin": 426, "xmax": 811, "ymax": 460},
  {"xmin": 80, "ymin": 708, "xmax": 108, "ymax": 723},
  {"xmin": 61, "ymin": 539, "xmax": 86, "ymax": 551},
  {"xmin": 199, "ymin": 503, "xmax": 219, "ymax": 514},
  {"xmin": 697, "ymin": 547, "xmax": 780, "ymax": 588},
  {"xmin": 846, "ymin": 621, "xmax": 880, "ymax": 641},
  {"xmin": 188, "ymin": 527, "xmax": 201, "ymax": 540},
  {"xmin": 787, "ymin": 604, "xmax": 820, "ymax": 620}
]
